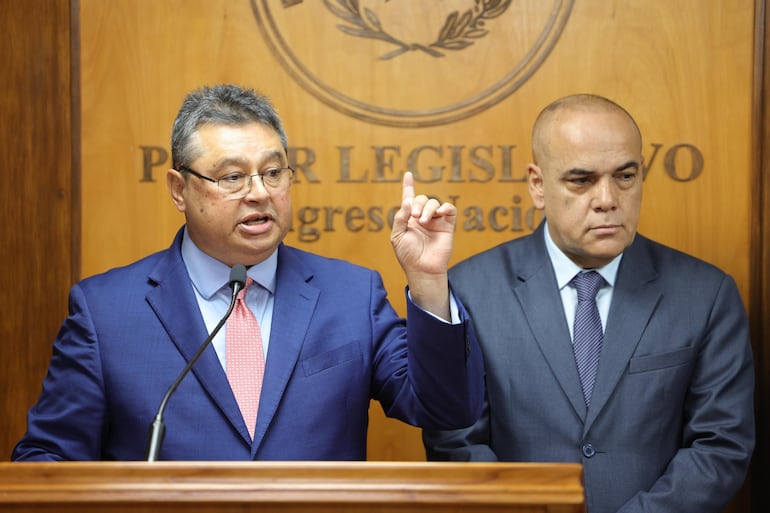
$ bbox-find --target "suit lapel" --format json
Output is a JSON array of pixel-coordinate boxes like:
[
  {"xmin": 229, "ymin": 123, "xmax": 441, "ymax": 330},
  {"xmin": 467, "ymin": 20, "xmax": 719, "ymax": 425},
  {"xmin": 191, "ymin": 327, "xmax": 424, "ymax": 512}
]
[
  {"xmin": 514, "ymin": 227, "xmax": 588, "ymax": 419},
  {"xmin": 584, "ymin": 235, "xmax": 662, "ymax": 431},
  {"xmin": 145, "ymin": 231, "xmax": 248, "ymax": 444},
  {"xmin": 251, "ymin": 245, "xmax": 320, "ymax": 455}
]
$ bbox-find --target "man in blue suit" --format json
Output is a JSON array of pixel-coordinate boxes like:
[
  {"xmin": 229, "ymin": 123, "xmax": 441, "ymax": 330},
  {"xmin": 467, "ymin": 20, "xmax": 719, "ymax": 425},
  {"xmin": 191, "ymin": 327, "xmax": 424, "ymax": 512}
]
[
  {"xmin": 13, "ymin": 84, "xmax": 484, "ymax": 461},
  {"xmin": 423, "ymin": 94, "xmax": 755, "ymax": 513}
]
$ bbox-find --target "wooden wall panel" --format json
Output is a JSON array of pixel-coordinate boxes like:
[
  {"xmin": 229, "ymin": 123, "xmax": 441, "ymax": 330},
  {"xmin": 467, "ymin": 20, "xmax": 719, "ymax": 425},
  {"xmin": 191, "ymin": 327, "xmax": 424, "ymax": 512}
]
[
  {"xmin": 0, "ymin": 2, "xmax": 763, "ymax": 512},
  {"xmin": 76, "ymin": 0, "xmax": 756, "ymax": 465},
  {"xmin": 0, "ymin": 0, "xmax": 74, "ymax": 458}
]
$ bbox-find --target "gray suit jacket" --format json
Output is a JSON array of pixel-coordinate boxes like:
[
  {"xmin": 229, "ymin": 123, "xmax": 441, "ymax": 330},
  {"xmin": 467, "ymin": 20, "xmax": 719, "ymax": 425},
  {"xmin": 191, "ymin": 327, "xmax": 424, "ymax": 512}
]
[{"xmin": 424, "ymin": 223, "xmax": 754, "ymax": 513}]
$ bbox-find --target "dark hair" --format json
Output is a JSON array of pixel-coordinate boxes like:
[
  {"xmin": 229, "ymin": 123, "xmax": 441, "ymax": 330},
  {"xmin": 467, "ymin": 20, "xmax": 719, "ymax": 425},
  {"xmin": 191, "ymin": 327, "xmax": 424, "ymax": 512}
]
[{"xmin": 170, "ymin": 84, "xmax": 288, "ymax": 169}]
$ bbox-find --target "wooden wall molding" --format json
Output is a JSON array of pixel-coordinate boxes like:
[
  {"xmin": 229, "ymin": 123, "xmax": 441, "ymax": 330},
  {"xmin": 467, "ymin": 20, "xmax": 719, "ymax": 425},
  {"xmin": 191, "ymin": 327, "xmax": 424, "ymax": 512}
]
[
  {"xmin": 751, "ymin": 0, "xmax": 769, "ymax": 510},
  {"xmin": 0, "ymin": 0, "xmax": 74, "ymax": 458}
]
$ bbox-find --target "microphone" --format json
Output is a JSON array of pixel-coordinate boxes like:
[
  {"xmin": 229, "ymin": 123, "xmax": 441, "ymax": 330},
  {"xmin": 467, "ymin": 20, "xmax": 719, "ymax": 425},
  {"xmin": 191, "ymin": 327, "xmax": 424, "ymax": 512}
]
[{"xmin": 145, "ymin": 264, "xmax": 248, "ymax": 461}]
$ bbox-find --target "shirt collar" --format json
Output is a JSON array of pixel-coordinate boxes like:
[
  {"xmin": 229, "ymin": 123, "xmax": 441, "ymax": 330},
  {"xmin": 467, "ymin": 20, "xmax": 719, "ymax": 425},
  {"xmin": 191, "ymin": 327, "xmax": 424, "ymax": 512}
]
[
  {"xmin": 542, "ymin": 221, "xmax": 622, "ymax": 290},
  {"xmin": 180, "ymin": 227, "xmax": 278, "ymax": 299}
]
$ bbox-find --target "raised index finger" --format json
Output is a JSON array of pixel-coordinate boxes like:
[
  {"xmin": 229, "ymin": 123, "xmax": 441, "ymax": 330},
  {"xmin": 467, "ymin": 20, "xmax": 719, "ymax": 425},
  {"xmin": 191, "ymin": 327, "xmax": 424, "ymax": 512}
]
[{"xmin": 402, "ymin": 171, "xmax": 415, "ymax": 205}]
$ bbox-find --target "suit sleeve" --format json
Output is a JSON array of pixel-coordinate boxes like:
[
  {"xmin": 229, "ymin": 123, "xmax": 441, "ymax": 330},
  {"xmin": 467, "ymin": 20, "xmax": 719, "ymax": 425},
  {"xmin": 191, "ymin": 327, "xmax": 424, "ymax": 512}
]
[
  {"xmin": 422, "ymin": 393, "xmax": 498, "ymax": 461},
  {"xmin": 617, "ymin": 274, "xmax": 755, "ymax": 513},
  {"xmin": 370, "ymin": 272, "xmax": 484, "ymax": 430},
  {"xmin": 12, "ymin": 284, "xmax": 106, "ymax": 460}
]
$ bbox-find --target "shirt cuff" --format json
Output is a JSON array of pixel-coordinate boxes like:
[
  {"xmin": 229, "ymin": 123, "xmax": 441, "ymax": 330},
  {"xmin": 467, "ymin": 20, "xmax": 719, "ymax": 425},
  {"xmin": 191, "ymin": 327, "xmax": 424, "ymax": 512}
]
[{"xmin": 407, "ymin": 290, "xmax": 461, "ymax": 325}]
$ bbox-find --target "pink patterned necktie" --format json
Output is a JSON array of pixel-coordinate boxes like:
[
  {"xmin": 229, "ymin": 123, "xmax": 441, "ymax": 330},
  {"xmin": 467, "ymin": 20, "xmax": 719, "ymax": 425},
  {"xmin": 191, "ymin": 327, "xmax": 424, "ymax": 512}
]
[{"xmin": 225, "ymin": 277, "xmax": 265, "ymax": 440}]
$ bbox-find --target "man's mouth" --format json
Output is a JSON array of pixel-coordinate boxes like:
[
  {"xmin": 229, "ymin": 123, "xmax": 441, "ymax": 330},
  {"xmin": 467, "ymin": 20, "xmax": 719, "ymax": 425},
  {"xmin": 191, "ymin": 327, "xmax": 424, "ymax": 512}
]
[{"xmin": 590, "ymin": 224, "xmax": 621, "ymax": 234}]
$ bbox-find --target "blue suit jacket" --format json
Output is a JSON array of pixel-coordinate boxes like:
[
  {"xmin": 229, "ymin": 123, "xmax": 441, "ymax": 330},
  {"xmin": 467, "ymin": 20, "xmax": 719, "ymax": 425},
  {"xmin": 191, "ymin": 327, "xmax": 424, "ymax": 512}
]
[
  {"xmin": 14, "ymin": 229, "xmax": 483, "ymax": 461},
  {"xmin": 424, "ymin": 224, "xmax": 755, "ymax": 513}
]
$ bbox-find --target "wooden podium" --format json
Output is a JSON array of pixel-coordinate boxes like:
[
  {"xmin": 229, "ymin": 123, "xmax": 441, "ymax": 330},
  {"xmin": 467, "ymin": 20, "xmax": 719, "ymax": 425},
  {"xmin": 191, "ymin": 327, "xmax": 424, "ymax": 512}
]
[{"xmin": 0, "ymin": 461, "xmax": 583, "ymax": 513}]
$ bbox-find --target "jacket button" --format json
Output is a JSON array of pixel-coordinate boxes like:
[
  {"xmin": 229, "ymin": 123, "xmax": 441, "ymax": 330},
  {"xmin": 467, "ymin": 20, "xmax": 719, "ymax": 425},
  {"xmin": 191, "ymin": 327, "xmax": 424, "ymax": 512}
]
[{"xmin": 582, "ymin": 443, "xmax": 596, "ymax": 458}]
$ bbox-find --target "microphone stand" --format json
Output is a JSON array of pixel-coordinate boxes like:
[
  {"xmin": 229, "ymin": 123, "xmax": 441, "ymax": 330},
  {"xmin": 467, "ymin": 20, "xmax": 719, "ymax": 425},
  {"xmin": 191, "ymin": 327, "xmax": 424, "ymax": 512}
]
[{"xmin": 145, "ymin": 264, "xmax": 247, "ymax": 461}]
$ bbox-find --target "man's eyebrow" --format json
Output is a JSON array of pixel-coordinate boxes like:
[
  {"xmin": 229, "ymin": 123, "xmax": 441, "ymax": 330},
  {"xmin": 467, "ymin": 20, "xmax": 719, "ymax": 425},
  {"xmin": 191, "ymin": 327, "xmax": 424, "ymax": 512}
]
[
  {"xmin": 262, "ymin": 150, "xmax": 286, "ymax": 164},
  {"xmin": 563, "ymin": 167, "xmax": 595, "ymax": 177},
  {"xmin": 212, "ymin": 151, "xmax": 286, "ymax": 170},
  {"xmin": 615, "ymin": 161, "xmax": 640, "ymax": 172},
  {"xmin": 211, "ymin": 157, "xmax": 248, "ymax": 170},
  {"xmin": 562, "ymin": 161, "xmax": 640, "ymax": 177}
]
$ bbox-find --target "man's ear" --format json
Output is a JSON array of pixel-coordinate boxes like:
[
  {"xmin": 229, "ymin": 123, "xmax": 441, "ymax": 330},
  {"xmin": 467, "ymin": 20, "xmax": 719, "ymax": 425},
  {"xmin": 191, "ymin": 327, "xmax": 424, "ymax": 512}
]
[
  {"xmin": 167, "ymin": 169, "xmax": 187, "ymax": 213},
  {"xmin": 527, "ymin": 163, "xmax": 545, "ymax": 210}
]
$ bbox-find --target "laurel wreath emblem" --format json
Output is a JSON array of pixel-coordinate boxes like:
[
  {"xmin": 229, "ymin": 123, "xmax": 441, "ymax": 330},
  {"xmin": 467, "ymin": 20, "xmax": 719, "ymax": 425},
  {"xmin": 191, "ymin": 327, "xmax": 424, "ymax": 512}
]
[{"xmin": 323, "ymin": 0, "xmax": 513, "ymax": 60}]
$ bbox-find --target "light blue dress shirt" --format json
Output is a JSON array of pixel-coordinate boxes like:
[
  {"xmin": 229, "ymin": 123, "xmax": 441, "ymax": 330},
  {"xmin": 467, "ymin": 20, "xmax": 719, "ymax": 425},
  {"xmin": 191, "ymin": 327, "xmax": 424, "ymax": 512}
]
[
  {"xmin": 181, "ymin": 229, "xmax": 275, "ymax": 371},
  {"xmin": 542, "ymin": 221, "xmax": 622, "ymax": 341}
]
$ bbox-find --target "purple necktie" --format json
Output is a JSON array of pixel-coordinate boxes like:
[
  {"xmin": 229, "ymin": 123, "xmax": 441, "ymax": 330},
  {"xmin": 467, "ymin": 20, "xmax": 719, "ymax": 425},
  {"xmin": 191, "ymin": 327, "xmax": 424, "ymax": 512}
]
[{"xmin": 572, "ymin": 271, "xmax": 605, "ymax": 406}]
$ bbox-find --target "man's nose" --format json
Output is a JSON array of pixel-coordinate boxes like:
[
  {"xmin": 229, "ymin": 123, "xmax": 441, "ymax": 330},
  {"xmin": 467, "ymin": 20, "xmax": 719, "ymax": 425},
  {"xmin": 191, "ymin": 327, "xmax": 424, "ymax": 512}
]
[
  {"xmin": 594, "ymin": 177, "xmax": 618, "ymax": 210},
  {"xmin": 242, "ymin": 174, "xmax": 270, "ymax": 200}
]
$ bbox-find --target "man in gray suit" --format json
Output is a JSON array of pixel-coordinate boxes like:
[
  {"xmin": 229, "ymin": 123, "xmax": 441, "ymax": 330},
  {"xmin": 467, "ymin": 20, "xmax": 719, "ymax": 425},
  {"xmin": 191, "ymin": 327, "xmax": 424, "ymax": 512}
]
[{"xmin": 423, "ymin": 94, "xmax": 755, "ymax": 513}]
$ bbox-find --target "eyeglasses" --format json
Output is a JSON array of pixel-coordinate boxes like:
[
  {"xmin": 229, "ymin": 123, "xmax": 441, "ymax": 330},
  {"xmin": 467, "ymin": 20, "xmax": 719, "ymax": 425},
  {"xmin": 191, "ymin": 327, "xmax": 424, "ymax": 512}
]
[{"xmin": 178, "ymin": 165, "xmax": 294, "ymax": 197}]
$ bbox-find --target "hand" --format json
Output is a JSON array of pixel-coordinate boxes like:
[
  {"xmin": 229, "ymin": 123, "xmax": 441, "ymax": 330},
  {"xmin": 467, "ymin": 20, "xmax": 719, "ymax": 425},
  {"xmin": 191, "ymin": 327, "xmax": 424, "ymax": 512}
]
[{"xmin": 390, "ymin": 172, "xmax": 455, "ymax": 318}]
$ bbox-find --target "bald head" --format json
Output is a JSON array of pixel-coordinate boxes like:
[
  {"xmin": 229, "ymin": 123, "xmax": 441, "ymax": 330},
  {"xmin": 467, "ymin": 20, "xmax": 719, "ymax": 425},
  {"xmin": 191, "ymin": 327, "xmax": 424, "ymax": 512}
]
[
  {"xmin": 531, "ymin": 94, "xmax": 642, "ymax": 165},
  {"xmin": 526, "ymin": 93, "xmax": 644, "ymax": 268}
]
